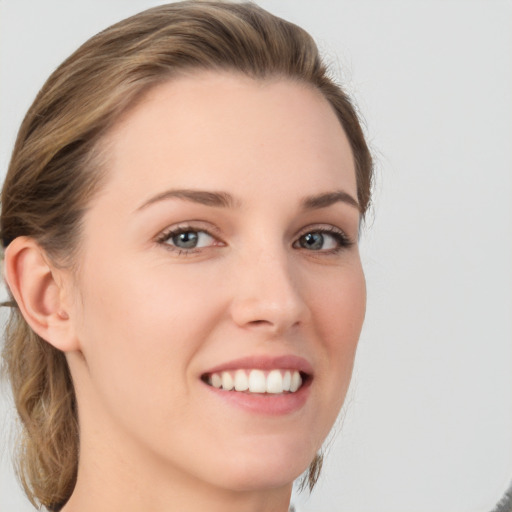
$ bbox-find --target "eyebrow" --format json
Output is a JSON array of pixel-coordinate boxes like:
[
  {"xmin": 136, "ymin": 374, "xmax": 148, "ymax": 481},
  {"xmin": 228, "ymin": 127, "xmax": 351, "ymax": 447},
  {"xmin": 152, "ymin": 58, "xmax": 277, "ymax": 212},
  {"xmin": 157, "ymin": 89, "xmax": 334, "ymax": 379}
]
[
  {"xmin": 301, "ymin": 191, "xmax": 360, "ymax": 211},
  {"xmin": 136, "ymin": 188, "xmax": 360, "ymax": 212},
  {"xmin": 136, "ymin": 189, "xmax": 237, "ymax": 211}
]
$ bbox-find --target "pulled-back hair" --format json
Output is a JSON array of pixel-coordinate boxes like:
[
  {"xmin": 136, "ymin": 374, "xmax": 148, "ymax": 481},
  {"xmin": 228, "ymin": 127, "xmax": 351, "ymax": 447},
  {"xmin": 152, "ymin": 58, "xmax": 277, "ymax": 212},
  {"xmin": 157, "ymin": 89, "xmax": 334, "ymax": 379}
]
[{"xmin": 1, "ymin": 2, "xmax": 373, "ymax": 510}]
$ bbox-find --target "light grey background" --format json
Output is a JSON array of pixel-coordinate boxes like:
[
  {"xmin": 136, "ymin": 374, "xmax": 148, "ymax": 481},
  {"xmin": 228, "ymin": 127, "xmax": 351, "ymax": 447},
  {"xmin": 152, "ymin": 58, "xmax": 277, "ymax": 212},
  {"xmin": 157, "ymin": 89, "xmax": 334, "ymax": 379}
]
[{"xmin": 1, "ymin": 1, "xmax": 511, "ymax": 511}]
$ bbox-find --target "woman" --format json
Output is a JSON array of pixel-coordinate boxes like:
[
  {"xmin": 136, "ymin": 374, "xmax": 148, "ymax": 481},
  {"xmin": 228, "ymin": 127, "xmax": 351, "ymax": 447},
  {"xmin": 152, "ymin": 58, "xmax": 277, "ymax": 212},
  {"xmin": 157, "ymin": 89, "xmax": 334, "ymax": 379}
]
[{"xmin": 1, "ymin": 2, "xmax": 372, "ymax": 511}]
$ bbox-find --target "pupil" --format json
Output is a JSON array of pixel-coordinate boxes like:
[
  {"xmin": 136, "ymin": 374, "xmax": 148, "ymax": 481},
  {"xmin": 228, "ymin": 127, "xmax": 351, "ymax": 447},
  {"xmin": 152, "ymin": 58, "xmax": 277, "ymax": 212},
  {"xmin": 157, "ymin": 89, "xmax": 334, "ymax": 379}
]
[
  {"xmin": 301, "ymin": 232, "xmax": 323, "ymax": 250},
  {"xmin": 173, "ymin": 231, "xmax": 198, "ymax": 248}
]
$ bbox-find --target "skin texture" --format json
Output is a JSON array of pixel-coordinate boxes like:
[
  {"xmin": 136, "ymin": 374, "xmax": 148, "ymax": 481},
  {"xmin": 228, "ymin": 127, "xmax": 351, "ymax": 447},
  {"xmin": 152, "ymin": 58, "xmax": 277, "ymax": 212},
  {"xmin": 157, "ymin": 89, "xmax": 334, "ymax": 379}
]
[{"xmin": 6, "ymin": 72, "xmax": 366, "ymax": 512}]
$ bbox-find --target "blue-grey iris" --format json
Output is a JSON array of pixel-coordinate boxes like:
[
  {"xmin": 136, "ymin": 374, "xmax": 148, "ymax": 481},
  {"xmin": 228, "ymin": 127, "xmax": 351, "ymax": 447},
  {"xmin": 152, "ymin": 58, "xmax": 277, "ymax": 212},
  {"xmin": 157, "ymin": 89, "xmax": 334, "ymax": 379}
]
[{"xmin": 300, "ymin": 232, "xmax": 324, "ymax": 250}]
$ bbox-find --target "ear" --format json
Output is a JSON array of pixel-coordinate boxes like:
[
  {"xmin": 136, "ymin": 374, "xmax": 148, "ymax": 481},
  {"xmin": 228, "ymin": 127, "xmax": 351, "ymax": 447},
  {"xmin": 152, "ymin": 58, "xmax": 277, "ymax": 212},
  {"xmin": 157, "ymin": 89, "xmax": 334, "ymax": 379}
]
[{"xmin": 3, "ymin": 236, "xmax": 79, "ymax": 352}]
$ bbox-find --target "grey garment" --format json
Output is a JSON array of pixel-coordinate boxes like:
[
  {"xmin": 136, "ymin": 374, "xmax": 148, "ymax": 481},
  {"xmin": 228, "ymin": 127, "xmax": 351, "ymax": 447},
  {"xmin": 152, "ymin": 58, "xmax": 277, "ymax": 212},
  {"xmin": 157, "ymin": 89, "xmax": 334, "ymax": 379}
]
[{"xmin": 491, "ymin": 481, "xmax": 512, "ymax": 512}]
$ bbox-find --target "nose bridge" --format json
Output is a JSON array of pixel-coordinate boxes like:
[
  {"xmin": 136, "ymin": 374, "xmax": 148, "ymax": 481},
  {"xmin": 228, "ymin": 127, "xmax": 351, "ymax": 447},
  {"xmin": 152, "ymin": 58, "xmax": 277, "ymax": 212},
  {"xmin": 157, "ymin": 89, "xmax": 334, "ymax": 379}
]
[{"xmin": 229, "ymin": 237, "xmax": 307, "ymax": 333}]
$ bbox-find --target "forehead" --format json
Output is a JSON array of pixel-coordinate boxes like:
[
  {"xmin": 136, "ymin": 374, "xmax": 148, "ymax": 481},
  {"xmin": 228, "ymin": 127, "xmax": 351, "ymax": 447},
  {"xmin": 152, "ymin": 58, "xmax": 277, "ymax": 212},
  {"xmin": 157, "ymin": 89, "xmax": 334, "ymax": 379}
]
[{"xmin": 99, "ymin": 71, "xmax": 356, "ymax": 203}]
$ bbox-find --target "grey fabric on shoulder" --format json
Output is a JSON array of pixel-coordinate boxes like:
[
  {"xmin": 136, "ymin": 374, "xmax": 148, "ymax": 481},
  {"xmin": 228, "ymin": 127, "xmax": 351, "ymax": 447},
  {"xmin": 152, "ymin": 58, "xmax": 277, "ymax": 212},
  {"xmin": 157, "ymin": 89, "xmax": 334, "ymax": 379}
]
[{"xmin": 491, "ymin": 481, "xmax": 512, "ymax": 512}]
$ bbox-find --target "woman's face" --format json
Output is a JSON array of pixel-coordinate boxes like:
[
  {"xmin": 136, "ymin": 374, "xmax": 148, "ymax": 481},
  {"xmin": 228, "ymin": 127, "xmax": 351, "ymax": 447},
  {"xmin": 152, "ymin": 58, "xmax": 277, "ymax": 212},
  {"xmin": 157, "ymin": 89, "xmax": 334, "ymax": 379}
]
[{"xmin": 67, "ymin": 72, "xmax": 366, "ymax": 493}]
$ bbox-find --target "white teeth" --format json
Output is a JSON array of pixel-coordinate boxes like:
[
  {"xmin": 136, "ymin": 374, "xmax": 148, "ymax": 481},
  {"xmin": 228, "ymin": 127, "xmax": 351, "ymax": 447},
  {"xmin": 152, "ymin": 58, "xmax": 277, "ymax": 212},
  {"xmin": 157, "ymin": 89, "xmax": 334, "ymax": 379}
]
[
  {"xmin": 211, "ymin": 373, "xmax": 222, "ymax": 389},
  {"xmin": 234, "ymin": 369, "xmax": 249, "ymax": 391},
  {"xmin": 290, "ymin": 371, "xmax": 302, "ymax": 393},
  {"xmin": 282, "ymin": 371, "xmax": 291, "ymax": 392},
  {"xmin": 266, "ymin": 369, "xmax": 283, "ymax": 394},
  {"xmin": 248, "ymin": 369, "xmax": 267, "ymax": 393},
  {"xmin": 207, "ymin": 369, "xmax": 304, "ymax": 394},
  {"xmin": 221, "ymin": 372, "xmax": 234, "ymax": 391}
]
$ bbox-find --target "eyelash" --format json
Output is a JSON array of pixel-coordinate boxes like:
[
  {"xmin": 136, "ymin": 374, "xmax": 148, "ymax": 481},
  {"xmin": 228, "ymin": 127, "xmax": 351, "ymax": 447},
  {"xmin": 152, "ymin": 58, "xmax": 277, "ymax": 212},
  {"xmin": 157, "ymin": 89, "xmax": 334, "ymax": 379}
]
[
  {"xmin": 155, "ymin": 224, "xmax": 222, "ymax": 256},
  {"xmin": 294, "ymin": 226, "xmax": 354, "ymax": 254},
  {"xmin": 156, "ymin": 224, "xmax": 353, "ymax": 256}
]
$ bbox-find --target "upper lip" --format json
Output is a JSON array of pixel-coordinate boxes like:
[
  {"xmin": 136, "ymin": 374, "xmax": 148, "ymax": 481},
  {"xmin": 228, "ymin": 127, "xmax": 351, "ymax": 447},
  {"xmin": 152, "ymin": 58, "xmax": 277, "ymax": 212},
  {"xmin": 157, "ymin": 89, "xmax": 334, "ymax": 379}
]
[{"xmin": 202, "ymin": 354, "xmax": 314, "ymax": 376}]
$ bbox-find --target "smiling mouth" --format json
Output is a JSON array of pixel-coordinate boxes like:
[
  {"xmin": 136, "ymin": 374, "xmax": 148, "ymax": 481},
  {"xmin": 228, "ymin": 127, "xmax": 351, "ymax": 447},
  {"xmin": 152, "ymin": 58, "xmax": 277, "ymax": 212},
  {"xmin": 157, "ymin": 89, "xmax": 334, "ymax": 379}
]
[{"xmin": 201, "ymin": 369, "xmax": 308, "ymax": 394}]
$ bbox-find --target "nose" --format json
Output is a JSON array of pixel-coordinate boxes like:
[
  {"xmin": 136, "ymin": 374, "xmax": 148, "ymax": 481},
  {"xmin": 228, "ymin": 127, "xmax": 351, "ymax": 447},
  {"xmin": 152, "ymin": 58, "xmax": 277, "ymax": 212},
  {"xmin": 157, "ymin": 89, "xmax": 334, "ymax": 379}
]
[{"xmin": 229, "ymin": 248, "xmax": 309, "ymax": 335}]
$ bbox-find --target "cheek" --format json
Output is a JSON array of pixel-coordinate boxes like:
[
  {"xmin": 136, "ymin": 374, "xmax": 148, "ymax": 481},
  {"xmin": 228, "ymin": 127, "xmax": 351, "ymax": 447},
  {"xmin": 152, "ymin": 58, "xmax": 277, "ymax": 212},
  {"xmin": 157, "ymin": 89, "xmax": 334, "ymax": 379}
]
[
  {"xmin": 70, "ymin": 260, "xmax": 231, "ymax": 457},
  {"xmin": 73, "ymin": 255, "xmax": 231, "ymax": 392},
  {"xmin": 315, "ymin": 261, "xmax": 366, "ymax": 349},
  {"xmin": 312, "ymin": 263, "xmax": 366, "ymax": 415}
]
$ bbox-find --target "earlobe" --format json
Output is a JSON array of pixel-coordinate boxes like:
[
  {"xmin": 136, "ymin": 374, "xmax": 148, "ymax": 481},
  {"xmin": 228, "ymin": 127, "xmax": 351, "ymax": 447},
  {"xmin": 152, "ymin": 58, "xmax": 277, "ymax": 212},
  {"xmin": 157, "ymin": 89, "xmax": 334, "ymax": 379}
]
[{"xmin": 3, "ymin": 236, "xmax": 79, "ymax": 352}]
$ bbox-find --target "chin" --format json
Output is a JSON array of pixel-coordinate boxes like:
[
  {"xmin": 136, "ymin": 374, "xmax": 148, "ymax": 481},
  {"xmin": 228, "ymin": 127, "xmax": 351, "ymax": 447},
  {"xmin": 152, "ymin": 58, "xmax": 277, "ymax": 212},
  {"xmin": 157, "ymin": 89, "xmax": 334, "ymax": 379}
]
[
  {"xmin": 221, "ymin": 467, "xmax": 303, "ymax": 493},
  {"xmin": 210, "ymin": 443, "xmax": 315, "ymax": 492}
]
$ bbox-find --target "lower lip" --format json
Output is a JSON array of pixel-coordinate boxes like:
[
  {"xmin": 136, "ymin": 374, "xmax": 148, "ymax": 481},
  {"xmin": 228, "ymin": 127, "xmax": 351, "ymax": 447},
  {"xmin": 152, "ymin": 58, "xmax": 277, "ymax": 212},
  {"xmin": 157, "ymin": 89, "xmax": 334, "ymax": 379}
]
[{"xmin": 202, "ymin": 380, "xmax": 311, "ymax": 416}]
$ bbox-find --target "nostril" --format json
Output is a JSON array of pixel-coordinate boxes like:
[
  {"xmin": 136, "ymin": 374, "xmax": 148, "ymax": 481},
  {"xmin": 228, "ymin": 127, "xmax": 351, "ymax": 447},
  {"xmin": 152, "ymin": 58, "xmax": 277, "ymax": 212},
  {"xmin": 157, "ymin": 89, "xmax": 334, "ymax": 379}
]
[{"xmin": 248, "ymin": 319, "xmax": 271, "ymax": 326}]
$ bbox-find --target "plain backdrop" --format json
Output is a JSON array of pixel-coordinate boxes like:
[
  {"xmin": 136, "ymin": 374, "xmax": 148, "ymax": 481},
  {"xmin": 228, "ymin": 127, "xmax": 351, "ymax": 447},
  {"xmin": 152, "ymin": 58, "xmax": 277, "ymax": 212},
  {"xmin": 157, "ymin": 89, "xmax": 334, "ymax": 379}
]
[{"xmin": 1, "ymin": 1, "xmax": 511, "ymax": 511}]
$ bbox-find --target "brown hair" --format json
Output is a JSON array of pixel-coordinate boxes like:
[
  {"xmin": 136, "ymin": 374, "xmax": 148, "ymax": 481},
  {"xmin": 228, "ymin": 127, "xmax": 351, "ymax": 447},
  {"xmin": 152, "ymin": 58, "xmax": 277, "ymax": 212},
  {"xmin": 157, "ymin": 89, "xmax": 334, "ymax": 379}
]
[{"xmin": 1, "ymin": 2, "xmax": 373, "ymax": 510}]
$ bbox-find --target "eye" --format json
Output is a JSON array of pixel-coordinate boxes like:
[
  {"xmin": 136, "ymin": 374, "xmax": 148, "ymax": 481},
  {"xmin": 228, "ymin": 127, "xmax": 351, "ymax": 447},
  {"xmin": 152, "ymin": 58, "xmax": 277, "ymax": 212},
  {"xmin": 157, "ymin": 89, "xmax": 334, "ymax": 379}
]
[
  {"xmin": 294, "ymin": 228, "xmax": 352, "ymax": 252},
  {"xmin": 157, "ymin": 227, "xmax": 218, "ymax": 252}
]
